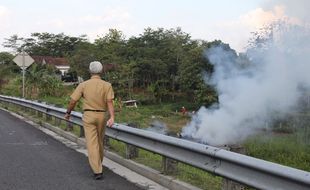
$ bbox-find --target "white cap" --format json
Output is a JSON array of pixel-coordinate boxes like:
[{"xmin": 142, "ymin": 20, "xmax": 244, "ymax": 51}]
[{"xmin": 89, "ymin": 61, "xmax": 103, "ymax": 74}]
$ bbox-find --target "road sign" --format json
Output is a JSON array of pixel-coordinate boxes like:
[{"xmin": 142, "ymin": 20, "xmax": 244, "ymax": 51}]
[
  {"xmin": 13, "ymin": 52, "xmax": 34, "ymax": 69},
  {"xmin": 13, "ymin": 51, "xmax": 35, "ymax": 98}
]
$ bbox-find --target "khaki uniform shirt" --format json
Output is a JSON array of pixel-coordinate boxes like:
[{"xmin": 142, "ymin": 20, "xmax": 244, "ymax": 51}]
[{"xmin": 70, "ymin": 75, "xmax": 114, "ymax": 111}]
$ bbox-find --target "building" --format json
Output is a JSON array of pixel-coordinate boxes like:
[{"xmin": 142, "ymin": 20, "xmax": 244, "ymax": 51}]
[{"xmin": 31, "ymin": 56, "xmax": 70, "ymax": 76}]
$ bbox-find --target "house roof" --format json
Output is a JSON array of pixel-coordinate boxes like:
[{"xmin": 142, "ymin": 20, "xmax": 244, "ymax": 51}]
[
  {"xmin": 103, "ymin": 63, "xmax": 118, "ymax": 72},
  {"xmin": 31, "ymin": 56, "xmax": 69, "ymax": 66}
]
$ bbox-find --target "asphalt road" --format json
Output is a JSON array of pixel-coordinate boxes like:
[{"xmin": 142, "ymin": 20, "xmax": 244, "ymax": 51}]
[{"xmin": 0, "ymin": 109, "xmax": 143, "ymax": 190}]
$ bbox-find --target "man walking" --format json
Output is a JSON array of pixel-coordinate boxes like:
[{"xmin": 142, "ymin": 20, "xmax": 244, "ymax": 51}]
[{"xmin": 64, "ymin": 61, "xmax": 114, "ymax": 180}]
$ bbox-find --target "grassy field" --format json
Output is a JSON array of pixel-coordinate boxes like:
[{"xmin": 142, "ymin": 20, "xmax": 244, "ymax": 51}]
[{"xmin": 244, "ymin": 132, "xmax": 310, "ymax": 172}]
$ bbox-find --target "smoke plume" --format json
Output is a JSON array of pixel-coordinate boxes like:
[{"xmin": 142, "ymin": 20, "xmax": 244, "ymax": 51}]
[
  {"xmin": 146, "ymin": 120, "xmax": 168, "ymax": 135},
  {"xmin": 262, "ymin": 0, "xmax": 310, "ymax": 21},
  {"xmin": 182, "ymin": 19, "xmax": 310, "ymax": 146}
]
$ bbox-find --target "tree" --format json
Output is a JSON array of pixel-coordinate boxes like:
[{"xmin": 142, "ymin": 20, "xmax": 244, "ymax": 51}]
[
  {"xmin": 3, "ymin": 33, "xmax": 87, "ymax": 56},
  {"xmin": 69, "ymin": 42, "xmax": 97, "ymax": 79},
  {"xmin": 0, "ymin": 52, "xmax": 14, "ymax": 65},
  {"xmin": 0, "ymin": 52, "xmax": 20, "ymax": 78},
  {"xmin": 126, "ymin": 27, "xmax": 192, "ymax": 90},
  {"xmin": 2, "ymin": 35, "xmax": 23, "ymax": 53},
  {"xmin": 178, "ymin": 40, "xmax": 217, "ymax": 105},
  {"xmin": 94, "ymin": 29, "xmax": 127, "ymax": 64}
]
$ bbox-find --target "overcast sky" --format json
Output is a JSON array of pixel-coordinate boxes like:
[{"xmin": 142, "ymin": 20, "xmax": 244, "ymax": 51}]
[{"xmin": 0, "ymin": 0, "xmax": 309, "ymax": 53}]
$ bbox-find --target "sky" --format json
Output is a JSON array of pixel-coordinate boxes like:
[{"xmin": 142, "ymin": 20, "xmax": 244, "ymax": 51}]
[{"xmin": 0, "ymin": 0, "xmax": 309, "ymax": 52}]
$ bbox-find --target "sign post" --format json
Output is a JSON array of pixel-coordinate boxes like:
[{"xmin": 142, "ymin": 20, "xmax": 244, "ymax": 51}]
[{"xmin": 13, "ymin": 51, "xmax": 34, "ymax": 98}]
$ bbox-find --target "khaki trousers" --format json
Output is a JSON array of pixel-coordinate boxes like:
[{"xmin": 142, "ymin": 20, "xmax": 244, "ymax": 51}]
[{"xmin": 82, "ymin": 112, "xmax": 105, "ymax": 174}]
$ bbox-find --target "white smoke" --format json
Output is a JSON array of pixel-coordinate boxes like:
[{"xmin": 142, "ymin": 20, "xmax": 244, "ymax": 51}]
[
  {"xmin": 182, "ymin": 20, "xmax": 310, "ymax": 146},
  {"xmin": 262, "ymin": 0, "xmax": 310, "ymax": 21},
  {"xmin": 146, "ymin": 120, "xmax": 168, "ymax": 135}
]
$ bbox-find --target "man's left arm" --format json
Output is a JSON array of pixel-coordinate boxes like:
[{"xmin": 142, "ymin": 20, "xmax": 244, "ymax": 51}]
[{"xmin": 106, "ymin": 99, "xmax": 115, "ymax": 127}]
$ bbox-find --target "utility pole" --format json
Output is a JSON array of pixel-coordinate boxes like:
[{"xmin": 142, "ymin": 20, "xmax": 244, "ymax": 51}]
[{"xmin": 22, "ymin": 51, "xmax": 25, "ymax": 98}]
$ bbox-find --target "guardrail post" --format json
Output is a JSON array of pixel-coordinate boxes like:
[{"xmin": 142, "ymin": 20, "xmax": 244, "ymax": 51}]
[
  {"xmin": 46, "ymin": 112, "xmax": 52, "ymax": 122},
  {"xmin": 65, "ymin": 121, "xmax": 73, "ymax": 132},
  {"xmin": 79, "ymin": 125, "xmax": 84, "ymax": 137},
  {"xmin": 222, "ymin": 144, "xmax": 247, "ymax": 190},
  {"xmin": 15, "ymin": 104, "xmax": 20, "ymax": 111},
  {"xmin": 6, "ymin": 102, "xmax": 10, "ymax": 109},
  {"xmin": 5, "ymin": 101, "xmax": 9, "ymax": 109},
  {"xmin": 53, "ymin": 104, "xmax": 62, "ymax": 126},
  {"xmin": 22, "ymin": 105, "xmax": 27, "ymax": 113},
  {"xmin": 37, "ymin": 110, "xmax": 43, "ymax": 118},
  {"xmin": 30, "ymin": 107, "xmax": 35, "ymax": 115},
  {"xmin": 12, "ymin": 103, "xmax": 17, "ymax": 111},
  {"xmin": 104, "ymin": 136, "xmax": 111, "ymax": 149},
  {"xmin": 54, "ymin": 117, "xmax": 61, "ymax": 126},
  {"xmin": 162, "ymin": 156, "xmax": 178, "ymax": 175},
  {"xmin": 125, "ymin": 143, "xmax": 139, "ymax": 159},
  {"xmin": 125, "ymin": 123, "xmax": 139, "ymax": 159}
]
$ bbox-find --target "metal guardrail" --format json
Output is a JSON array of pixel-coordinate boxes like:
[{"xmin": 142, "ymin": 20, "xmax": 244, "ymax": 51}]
[{"xmin": 0, "ymin": 95, "xmax": 309, "ymax": 190}]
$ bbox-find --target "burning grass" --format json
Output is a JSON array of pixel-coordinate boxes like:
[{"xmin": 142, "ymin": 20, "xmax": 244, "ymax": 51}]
[{"xmin": 115, "ymin": 104, "xmax": 190, "ymax": 132}]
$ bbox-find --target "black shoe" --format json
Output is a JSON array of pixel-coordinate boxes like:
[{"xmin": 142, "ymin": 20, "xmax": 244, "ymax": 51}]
[{"xmin": 93, "ymin": 173, "xmax": 103, "ymax": 180}]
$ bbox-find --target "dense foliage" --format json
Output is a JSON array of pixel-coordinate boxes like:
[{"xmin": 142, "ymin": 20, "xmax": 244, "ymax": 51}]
[{"xmin": 1, "ymin": 27, "xmax": 243, "ymax": 106}]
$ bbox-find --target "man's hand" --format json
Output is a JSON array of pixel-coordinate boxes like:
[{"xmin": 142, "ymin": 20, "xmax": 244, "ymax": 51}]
[
  {"xmin": 107, "ymin": 99, "xmax": 115, "ymax": 128},
  {"xmin": 65, "ymin": 99, "xmax": 77, "ymax": 121},
  {"xmin": 106, "ymin": 117, "xmax": 114, "ymax": 127},
  {"xmin": 64, "ymin": 113, "xmax": 71, "ymax": 120}
]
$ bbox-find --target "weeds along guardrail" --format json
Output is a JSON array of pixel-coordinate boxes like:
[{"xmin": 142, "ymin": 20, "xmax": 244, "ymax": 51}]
[{"xmin": 0, "ymin": 95, "xmax": 310, "ymax": 190}]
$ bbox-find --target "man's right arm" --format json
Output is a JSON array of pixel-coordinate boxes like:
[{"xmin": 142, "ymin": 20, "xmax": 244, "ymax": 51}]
[
  {"xmin": 65, "ymin": 84, "xmax": 83, "ymax": 120},
  {"xmin": 64, "ymin": 99, "xmax": 78, "ymax": 120}
]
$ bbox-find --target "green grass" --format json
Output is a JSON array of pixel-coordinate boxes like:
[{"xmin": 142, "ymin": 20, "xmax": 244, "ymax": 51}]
[
  {"xmin": 40, "ymin": 96, "xmax": 70, "ymax": 107},
  {"xmin": 108, "ymin": 139, "xmax": 126, "ymax": 157},
  {"xmin": 0, "ymin": 76, "xmax": 22, "ymax": 97},
  {"xmin": 244, "ymin": 133, "xmax": 310, "ymax": 172},
  {"xmin": 132, "ymin": 149, "xmax": 163, "ymax": 171},
  {"xmin": 177, "ymin": 163, "xmax": 222, "ymax": 190}
]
